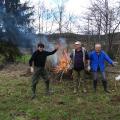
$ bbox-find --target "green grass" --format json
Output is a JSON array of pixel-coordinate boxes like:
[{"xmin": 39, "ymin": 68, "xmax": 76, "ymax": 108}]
[
  {"xmin": 0, "ymin": 73, "xmax": 120, "ymax": 120},
  {"xmin": 16, "ymin": 55, "xmax": 31, "ymax": 63}
]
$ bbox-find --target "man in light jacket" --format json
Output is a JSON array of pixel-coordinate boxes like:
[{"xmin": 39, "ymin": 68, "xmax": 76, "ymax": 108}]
[
  {"xmin": 89, "ymin": 43, "xmax": 114, "ymax": 93},
  {"xmin": 70, "ymin": 41, "xmax": 90, "ymax": 93}
]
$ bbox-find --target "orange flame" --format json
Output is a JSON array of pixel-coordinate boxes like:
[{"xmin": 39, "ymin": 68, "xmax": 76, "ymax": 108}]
[{"xmin": 53, "ymin": 49, "xmax": 70, "ymax": 73}]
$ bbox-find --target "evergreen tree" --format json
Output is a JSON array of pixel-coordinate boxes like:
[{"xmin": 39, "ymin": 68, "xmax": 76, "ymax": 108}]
[
  {"xmin": 0, "ymin": 0, "xmax": 34, "ymax": 47},
  {"xmin": 0, "ymin": 0, "xmax": 35, "ymax": 62}
]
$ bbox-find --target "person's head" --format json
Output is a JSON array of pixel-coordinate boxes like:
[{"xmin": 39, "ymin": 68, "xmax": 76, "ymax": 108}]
[
  {"xmin": 37, "ymin": 43, "xmax": 44, "ymax": 52},
  {"xmin": 74, "ymin": 41, "xmax": 82, "ymax": 50},
  {"xmin": 95, "ymin": 43, "xmax": 102, "ymax": 53}
]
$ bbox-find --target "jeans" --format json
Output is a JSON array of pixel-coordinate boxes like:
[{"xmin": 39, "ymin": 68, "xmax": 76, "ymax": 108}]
[
  {"xmin": 92, "ymin": 71, "xmax": 108, "ymax": 92},
  {"xmin": 93, "ymin": 71, "xmax": 106, "ymax": 81}
]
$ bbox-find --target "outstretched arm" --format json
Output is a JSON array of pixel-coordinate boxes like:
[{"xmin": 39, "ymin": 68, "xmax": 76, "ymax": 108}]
[
  {"xmin": 46, "ymin": 45, "xmax": 59, "ymax": 56},
  {"xmin": 46, "ymin": 49, "xmax": 58, "ymax": 56},
  {"xmin": 103, "ymin": 52, "xmax": 113, "ymax": 65}
]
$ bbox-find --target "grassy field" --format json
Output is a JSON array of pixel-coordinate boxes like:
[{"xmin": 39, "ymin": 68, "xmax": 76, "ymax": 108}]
[
  {"xmin": 0, "ymin": 64, "xmax": 120, "ymax": 120},
  {"xmin": 15, "ymin": 55, "xmax": 31, "ymax": 64}
]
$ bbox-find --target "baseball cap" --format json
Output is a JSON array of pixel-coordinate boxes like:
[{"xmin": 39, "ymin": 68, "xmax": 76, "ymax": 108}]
[{"xmin": 74, "ymin": 41, "xmax": 81, "ymax": 45}]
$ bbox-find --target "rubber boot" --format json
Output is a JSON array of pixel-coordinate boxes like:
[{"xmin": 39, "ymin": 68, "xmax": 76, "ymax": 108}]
[
  {"xmin": 45, "ymin": 80, "xmax": 50, "ymax": 95},
  {"xmin": 31, "ymin": 84, "xmax": 36, "ymax": 99},
  {"xmin": 93, "ymin": 80, "xmax": 97, "ymax": 92},
  {"xmin": 102, "ymin": 80, "xmax": 110, "ymax": 93}
]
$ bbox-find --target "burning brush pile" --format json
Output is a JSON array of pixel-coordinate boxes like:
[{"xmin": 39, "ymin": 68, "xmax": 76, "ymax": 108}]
[
  {"xmin": 53, "ymin": 48, "xmax": 70, "ymax": 73},
  {"xmin": 52, "ymin": 48, "xmax": 71, "ymax": 81},
  {"xmin": 50, "ymin": 39, "xmax": 72, "ymax": 81}
]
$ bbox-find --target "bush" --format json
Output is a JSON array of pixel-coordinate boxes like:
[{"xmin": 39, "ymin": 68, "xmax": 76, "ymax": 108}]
[
  {"xmin": 0, "ymin": 41, "xmax": 21, "ymax": 63},
  {"xmin": 0, "ymin": 54, "xmax": 5, "ymax": 64},
  {"xmin": 15, "ymin": 55, "xmax": 31, "ymax": 63}
]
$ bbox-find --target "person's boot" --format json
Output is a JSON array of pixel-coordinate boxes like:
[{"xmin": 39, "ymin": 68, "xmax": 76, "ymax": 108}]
[
  {"xmin": 93, "ymin": 80, "xmax": 97, "ymax": 92},
  {"xmin": 31, "ymin": 85, "xmax": 36, "ymax": 99},
  {"xmin": 102, "ymin": 80, "xmax": 110, "ymax": 93},
  {"xmin": 45, "ymin": 80, "xmax": 50, "ymax": 95}
]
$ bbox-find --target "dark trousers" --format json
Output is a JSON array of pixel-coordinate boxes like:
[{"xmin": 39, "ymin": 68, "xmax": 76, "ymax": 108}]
[
  {"xmin": 93, "ymin": 71, "xmax": 108, "ymax": 91},
  {"xmin": 32, "ymin": 67, "xmax": 50, "ymax": 95}
]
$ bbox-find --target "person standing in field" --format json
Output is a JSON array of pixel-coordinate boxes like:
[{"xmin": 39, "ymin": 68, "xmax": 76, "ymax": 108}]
[
  {"xmin": 89, "ymin": 43, "xmax": 114, "ymax": 93},
  {"xmin": 29, "ymin": 43, "xmax": 58, "ymax": 99},
  {"xmin": 70, "ymin": 41, "xmax": 90, "ymax": 93}
]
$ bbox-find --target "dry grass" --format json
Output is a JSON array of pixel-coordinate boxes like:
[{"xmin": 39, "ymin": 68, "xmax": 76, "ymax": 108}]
[{"xmin": 0, "ymin": 63, "xmax": 120, "ymax": 120}]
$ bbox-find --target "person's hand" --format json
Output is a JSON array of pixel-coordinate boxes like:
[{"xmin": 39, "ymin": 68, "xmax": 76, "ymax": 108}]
[
  {"xmin": 112, "ymin": 62, "xmax": 118, "ymax": 67},
  {"xmin": 85, "ymin": 65, "xmax": 90, "ymax": 72},
  {"xmin": 55, "ymin": 44, "xmax": 60, "ymax": 50},
  {"xmin": 87, "ymin": 65, "xmax": 91, "ymax": 71},
  {"xmin": 30, "ymin": 67, "xmax": 34, "ymax": 73}
]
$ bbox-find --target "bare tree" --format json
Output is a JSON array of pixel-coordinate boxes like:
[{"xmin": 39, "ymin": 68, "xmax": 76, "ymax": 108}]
[
  {"xmin": 36, "ymin": 0, "xmax": 83, "ymax": 34},
  {"xmin": 37, "ymin": 0, "xmax": 54, "ymax": 34},
  {"xmin": 86, "ymin": 0, "xmax": 120, "ymax": 49},
  {"xmin": 52, "ymin": 0, "xmax": 65, "ymax": 34},
  {"xmin": 37, "ymin": 0, "xmax": 45, "ymax": 33}
]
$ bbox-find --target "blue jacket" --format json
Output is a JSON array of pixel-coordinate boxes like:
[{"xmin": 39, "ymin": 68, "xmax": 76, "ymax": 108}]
[{"xmin": 89, "ymin": 50, "xmax": 113, "ymax": 72}]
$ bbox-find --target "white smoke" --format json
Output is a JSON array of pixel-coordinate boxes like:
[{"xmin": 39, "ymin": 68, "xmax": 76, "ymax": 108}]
[
  {"xmin": 58, "ymin": 37, "xmax": 67, "ymax": 49},
  {"xmin": 35, "ymin": 35, "xmax": 68, "ymax": 67}
]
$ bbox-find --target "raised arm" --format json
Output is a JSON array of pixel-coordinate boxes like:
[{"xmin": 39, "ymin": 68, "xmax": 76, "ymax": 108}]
[{"xmin": 46, "ymin": 49, "xmax": 58, "ymax": 56}]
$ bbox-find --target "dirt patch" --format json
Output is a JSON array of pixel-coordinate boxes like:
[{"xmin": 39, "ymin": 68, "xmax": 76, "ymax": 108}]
[
  {"xmin": 10, "ymin": 111, "xmax": 27, "ymax": 120},
  {"xmin": 0, "ymin": 63, "xmax": 31, "ymax": 77},
  {"xmin": 110, "ymin": 95, "xmax": 120, "ymax": 105},
  {"xmin": 31, "ymin": 116, "xmax": 40, "ymax": 120},
  {"xmin": 52, "ymin": 97, "xmax": 66, "ymax": 106},
  {"xmin": 106, "ymin": 66, "xmax": 120, "ymax": 74}
]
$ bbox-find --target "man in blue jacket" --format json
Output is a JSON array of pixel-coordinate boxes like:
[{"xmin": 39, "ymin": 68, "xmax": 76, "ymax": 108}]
[{"xmin": 89, "ymin": 43, "xmax": 114, "ymax": 93}]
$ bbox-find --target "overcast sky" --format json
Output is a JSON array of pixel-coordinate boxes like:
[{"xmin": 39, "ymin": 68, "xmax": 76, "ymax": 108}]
[
  {"xmin": 21, "ymin": 0, "xmax": 119, "ymax": 15},
  {"xmin": 21, "ymin": 0, "xmax": 91, "ymax": 15},
  {"xmin": 21, "ymin": 0, "xmax": 119, "ymax": 33},
  {"xmin": 20, "ymin": 0, "xmax": 91, "ymax": 33}
]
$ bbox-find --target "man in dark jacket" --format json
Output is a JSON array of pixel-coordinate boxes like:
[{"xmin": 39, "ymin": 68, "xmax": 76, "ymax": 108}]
[
  {"xmin": 70, "ymin": 41, "xmax": 90, "ymax": 93},
  {"xmin": 29, "ymin": 43, "xmax": 58, "ymax": 99}
]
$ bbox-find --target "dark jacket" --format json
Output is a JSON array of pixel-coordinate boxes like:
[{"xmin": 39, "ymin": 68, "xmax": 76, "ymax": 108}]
[
  {"xmin": 70, "ymin": 48, "xmax": 89, "ymax": 71},
  {"xmin": 29, "ymin": 49, "xmax": 57, "ymax": 68}
]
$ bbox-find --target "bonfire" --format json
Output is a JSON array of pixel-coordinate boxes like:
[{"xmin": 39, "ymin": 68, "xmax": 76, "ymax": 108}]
[{"xmin": 53, "ymin": 48, "xmax": 71, "ymax": 81}]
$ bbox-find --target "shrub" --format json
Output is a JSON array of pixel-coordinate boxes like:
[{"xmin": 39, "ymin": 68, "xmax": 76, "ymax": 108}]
[{"xmin": 0, "ymin": 41, "xmax": 21, "ymax": 63}]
